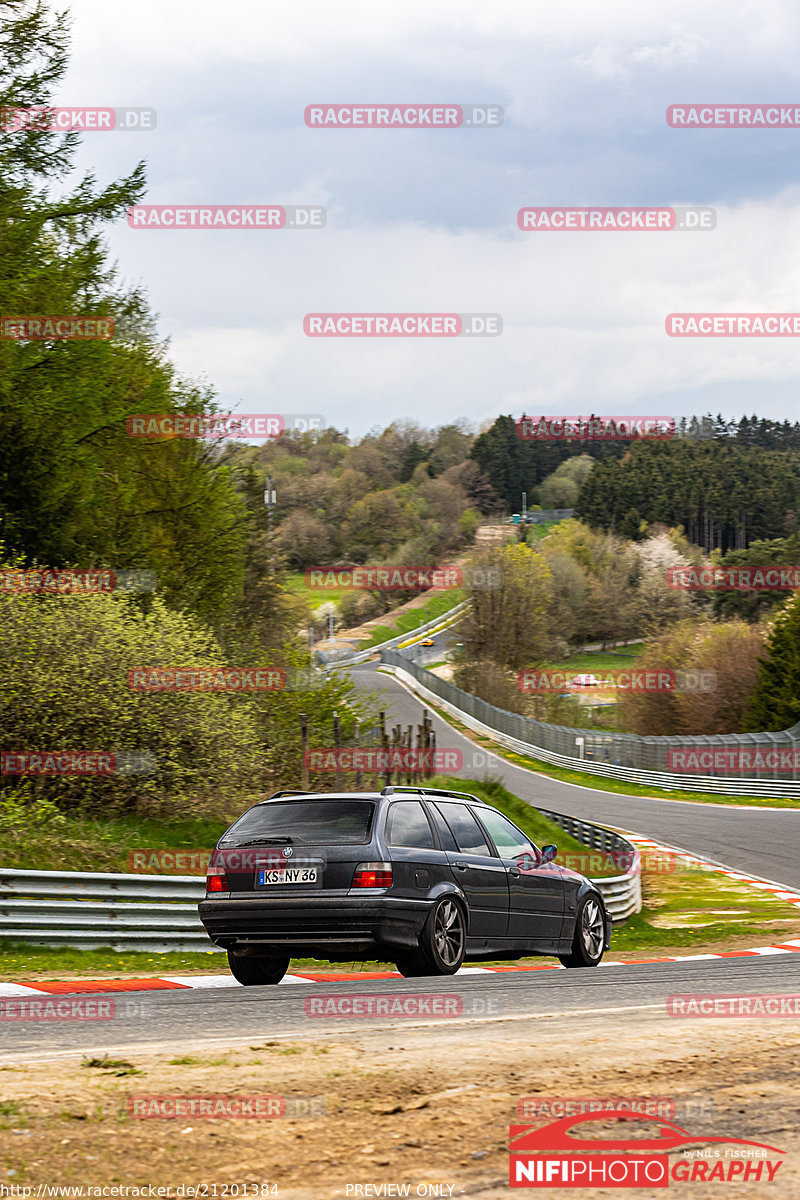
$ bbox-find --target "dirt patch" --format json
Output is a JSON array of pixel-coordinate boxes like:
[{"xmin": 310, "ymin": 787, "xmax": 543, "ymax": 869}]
[{"xmin": 1, "ymin": 1011, "xmax": 798, "ymax": 1197}]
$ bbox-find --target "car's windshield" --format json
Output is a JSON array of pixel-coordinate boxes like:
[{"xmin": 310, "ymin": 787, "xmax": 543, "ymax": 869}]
[{"xmin": 220, "ymin": 799, "xmax": 376, "ymax": 845}]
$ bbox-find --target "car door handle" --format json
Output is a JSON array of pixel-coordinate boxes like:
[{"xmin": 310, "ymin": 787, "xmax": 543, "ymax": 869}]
[
  {"xmin": 453, "ymin": 861, "xmax": 467, "ymax": 871},
  {"xmin": 508, "ymin": 869, "xmax": 520, "ymax": 878}
]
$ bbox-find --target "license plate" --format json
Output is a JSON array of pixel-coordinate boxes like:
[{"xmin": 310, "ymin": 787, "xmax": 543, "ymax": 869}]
[{"xmin": 257, "ymin": 867, "xmax": 318, "ymax": 886}]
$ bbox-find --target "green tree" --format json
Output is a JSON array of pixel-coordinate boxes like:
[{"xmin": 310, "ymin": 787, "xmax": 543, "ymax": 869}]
[
  {"xmin": 617, "ymin": 618, "xmax": 766, "ymax": 736},
  {"xmin": 537, "ymin": 454, "xmax": 595, "ymax": 508},
  {"xmin": 0, "ymin": 1, "xmax": 248, "ymax": 624},
  {"xmin": 460, "ymin": 543, "xmax": 553, "ymax": 670},
  {"xmin": 745, "ymin": 595, "xmax": 800, "ymax": 731}
]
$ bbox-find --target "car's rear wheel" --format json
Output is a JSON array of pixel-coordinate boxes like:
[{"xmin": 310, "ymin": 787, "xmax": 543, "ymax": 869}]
[
  {"xmin": 559, "ymin": 895, "xmax": 606, "ymax": 968},
  {"xmin": 394, "ymin": 895, "xmax": 466, "ymax": 977},
  {"xmin": 227, "ymin": 950, "xmax": 290, "ymax": 985}
]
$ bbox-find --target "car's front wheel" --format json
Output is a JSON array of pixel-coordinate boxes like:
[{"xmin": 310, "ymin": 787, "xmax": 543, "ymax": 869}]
[
  {"xmin": 559, "ymin": 894, "xmax": 606, "ymax": 968},
  {"xmin": 394, "ymin": 895, "xmax": 466, "ymax": 977},
  {"xmin": 227, "ymin": 950, "xmax": 290, "ymax": 985}
]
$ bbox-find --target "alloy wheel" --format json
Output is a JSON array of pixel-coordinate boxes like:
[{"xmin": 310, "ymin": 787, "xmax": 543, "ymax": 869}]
[
  {"xmin": 434, "ymin": 898, "xmax": 465, "ymax": 966},
  {"xmin": 581, "ymin": 898, "xmax": 604, "ymax": 959}
]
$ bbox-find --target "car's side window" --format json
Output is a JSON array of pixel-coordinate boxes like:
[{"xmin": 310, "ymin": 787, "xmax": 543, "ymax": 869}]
[
  {"xmin": 475, "ymin": 808, "xmax": 537, "ymax": 860},
  {"xmin": 426, "ymin": 802, "xmax": 458, "ymax": 851},
  {"xmin": 433, "ymin": 802, "xmax": 492, "ymax": 856},
  {"xmin": 386, "ymin": 800, "xmax": 435, "ymax": 850}
]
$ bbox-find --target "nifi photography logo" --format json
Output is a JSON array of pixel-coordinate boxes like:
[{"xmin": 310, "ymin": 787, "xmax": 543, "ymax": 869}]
[{"xmin": 508, "ymin": 1111, "xmax": 785, "ymax": 1188}]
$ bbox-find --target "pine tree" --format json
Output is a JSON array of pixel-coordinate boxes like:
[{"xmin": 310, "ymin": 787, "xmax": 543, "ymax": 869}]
[{"xmin": 744, "ymin": 594, "xmax": 800, "ymax": 731}]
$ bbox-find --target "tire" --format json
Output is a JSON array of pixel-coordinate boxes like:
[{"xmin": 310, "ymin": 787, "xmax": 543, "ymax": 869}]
[
  {"xmin": 394, "ymin": 895, "xmax": 466, "ymax": 977},
  {"xmin": 559, "ymin": 894, "xmax": 606, "ymax": 968},
  {"xmin": 227, "ymin": 950, "xmax": 290, "ymax": 985},
  {"xmin": 393, "ymin": 953, "xmax": 430, "ymax": 978}
]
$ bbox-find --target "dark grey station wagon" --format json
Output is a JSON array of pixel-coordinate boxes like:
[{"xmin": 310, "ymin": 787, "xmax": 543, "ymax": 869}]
[{"xmin": 198, "ymin": 786, "xmax": 611, "ymax": 984}]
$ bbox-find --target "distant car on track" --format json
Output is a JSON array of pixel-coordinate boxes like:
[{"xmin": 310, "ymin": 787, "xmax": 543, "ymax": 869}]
[
  {"xmin": 419, "ymin": 637, "xmax": 436, "ymax": 647},
  {"xmin": 569, "ymin": 672, "xmax": 600, "ymax": 688},
  {"xmin": 198, "ymin": 786, "xmax": 611, "ymax": 985}
]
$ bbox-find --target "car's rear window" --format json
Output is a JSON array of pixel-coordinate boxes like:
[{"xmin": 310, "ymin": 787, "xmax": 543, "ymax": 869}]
[{"xmin": 220, "ymin": 799, "xmax": 375, "ymax": 845}]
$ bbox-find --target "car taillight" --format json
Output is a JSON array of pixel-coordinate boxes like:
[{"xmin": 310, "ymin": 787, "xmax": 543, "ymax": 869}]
[
  {"xmin": 206, "ymin": 864, "xmax": 229, "ymax": 893},
  {"xmin": 352, "ymin": 862, "xmax": 393, "ymax": 888}
]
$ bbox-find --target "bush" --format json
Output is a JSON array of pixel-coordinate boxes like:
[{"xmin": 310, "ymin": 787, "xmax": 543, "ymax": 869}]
[{"xmin": 0, "ymin": 590, "xmax": 264, "ymax": 813}]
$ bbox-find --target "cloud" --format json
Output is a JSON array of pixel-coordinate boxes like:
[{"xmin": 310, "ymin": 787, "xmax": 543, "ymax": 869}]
[{"xmin": 48, "ymin": 0, "xmax": 800, "ymax": 433}]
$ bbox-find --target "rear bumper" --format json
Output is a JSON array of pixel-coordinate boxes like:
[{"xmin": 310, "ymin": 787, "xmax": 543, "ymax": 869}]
[{"xmin": 198, "ymin": 894, "xmax": 433, "ymax": 955}]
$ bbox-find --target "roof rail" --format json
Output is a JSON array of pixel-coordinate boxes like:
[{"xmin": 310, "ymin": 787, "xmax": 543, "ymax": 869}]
[
  {"xmin": 380, "ymin": 785, "xmax": 484, "ymax": 804},
  {"xmin": 268, "ymin": 789, "xmax": 314, "ymax": 799}
]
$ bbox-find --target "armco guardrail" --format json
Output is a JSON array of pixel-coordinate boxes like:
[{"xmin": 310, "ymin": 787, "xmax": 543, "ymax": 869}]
[
  {"xmin": 0, "ymin": 868, "xmax": 213, "ymax": 952},
  {"xmin": 322, "ymin": 600, "xmax": 468, "ymax": 669},
  {"xmin": 381, "ymin": 653, "xmax": 800, "ymax": 796},
  {"xmin": 0, "ymin": 812, "xmax": 640, "ymax": 950},
  {"xmin": 536, "ymin": 808, "xmax": 641, "ymax": 922}
]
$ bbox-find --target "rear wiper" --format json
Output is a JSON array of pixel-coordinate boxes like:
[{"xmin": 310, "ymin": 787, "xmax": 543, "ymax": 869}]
[{"xmin": 234, "ymin": 835, "xmax": 295, "ymax": 845}]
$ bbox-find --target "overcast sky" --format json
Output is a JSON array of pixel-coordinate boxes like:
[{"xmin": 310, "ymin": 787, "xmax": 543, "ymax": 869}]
[{"xmin": 54, "ymin": 0, "xmax": 800, "ymax": 436}]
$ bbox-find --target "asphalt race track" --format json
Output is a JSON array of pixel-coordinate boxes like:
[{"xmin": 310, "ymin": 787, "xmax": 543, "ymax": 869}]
[
  {"xmin": 2, "ymin": 955, "xmax": 799, "ymax": 1063},
  {"xmin": 351, "ymin": 661, "xmax": 800, "ymax": 891}
]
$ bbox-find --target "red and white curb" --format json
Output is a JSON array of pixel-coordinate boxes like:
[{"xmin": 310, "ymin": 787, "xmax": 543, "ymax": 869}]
[
  {"xmin": 625, "ymin": 832, "xmax": 800, "ymax": 910},
  {"xmin": 2, "ymin": 837, "xmax": 799, "ymax": 998}
]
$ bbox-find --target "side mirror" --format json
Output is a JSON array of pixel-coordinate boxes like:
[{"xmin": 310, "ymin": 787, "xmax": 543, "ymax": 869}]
[{"xmin": 541, "ymin": 844, "xmax": 558, "ymax": 863}]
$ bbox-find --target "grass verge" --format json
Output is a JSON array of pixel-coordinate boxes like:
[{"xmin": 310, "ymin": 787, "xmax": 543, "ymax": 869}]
[
  {"xmin": 536, "ymin": 644, "xmax": 646, "ymax": 673},
  {"xmin": 0, "ymin": 813, "xmax": 230, "ymax": 874}
]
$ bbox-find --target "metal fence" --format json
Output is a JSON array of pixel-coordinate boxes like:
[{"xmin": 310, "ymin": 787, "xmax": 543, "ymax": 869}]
[
  {"xmin": 527, "ymin": 509, "xmax": 575, "ymax": 524},
  {"xmin": 381, "ymin": 653, "xmax": 800, "ymax": 796}
]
